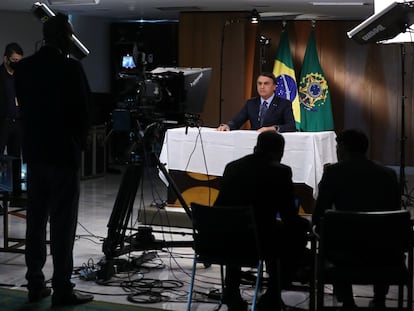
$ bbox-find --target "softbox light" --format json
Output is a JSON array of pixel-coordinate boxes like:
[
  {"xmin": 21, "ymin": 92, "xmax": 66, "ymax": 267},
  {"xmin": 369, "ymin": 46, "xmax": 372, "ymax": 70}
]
[
  {"xmin": 31, "ymin": 2, "xmax": 90, "ymax": 59},
  {"xmin": 347, "ymin": 1, "xmax": 414, "ymax": 44}
]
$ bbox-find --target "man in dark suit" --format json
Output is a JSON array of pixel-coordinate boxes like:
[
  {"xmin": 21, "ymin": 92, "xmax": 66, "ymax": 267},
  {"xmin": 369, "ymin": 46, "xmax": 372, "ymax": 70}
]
[
  {"xmin": 312, "ymin": 129, "xmax": 401, "ymax": 309},
  {"xmin": 14, "ymin": 13, "xmax": 93, "ymax": 306},
  {"xmin": 0, "ymin": 42, "xmax": 23, "ymax": 157},
  {"xmin": 217, "ymin": 72, "xmax": 296, "ymax": 133},
  {"xmin": 215, "ymin": 131, "xmax": 308, "ymax": 311}
]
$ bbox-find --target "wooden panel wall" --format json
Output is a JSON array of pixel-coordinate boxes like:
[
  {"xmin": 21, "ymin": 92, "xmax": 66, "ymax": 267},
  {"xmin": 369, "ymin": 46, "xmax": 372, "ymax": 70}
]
[
  {"xmin": 179, "ymin": 14, "xmax": 413, "ymax": 167},
  {"xmin": 179, "ymin": 12, "xmax": 258, "ymax": 126}
]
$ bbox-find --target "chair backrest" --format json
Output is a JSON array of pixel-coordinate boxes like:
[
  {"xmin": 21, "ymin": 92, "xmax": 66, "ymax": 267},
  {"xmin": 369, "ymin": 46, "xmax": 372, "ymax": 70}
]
[
  {"xmin": 190, "ymin": 202, "xmax": 262, "ymax": 267},
  {"xmin": 319, "ymin": 209, "xmax": 412, "ymax": 266}
]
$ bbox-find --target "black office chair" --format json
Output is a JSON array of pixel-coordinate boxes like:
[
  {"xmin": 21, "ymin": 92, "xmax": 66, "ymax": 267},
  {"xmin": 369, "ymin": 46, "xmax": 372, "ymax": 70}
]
[
  {"xmin": 186, "ymin": 202, "xmax": 277, "ymax": 311},
  {"xmin": 314, "ymin": 209, "xmax": 413, "ymax": 310}
]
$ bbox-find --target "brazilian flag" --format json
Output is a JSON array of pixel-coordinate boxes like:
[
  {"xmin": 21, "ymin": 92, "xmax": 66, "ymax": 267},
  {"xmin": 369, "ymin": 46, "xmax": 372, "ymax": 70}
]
[
  {"xmin": 273, "ymin": 29, "xmax": 300, "ymax": 130},
  {"xmin": 299, "ymin": 30, "xmax": 334, "ymax": 132}
]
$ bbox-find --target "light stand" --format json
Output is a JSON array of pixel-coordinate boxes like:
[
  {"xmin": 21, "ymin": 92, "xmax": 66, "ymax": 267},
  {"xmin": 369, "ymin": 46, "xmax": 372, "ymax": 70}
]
[
  {"xmin": 379, "ymin": 41, "xmax": 412, "ymax": 205},
  {"xmin": 347, "ymin": 2, "xmax": 414, "ymax": 206},
  {"xmin": 399, "ymin": 43, "xmax": 407, "ymax": 198},
  {"xmin": 259, "ymin": 35, "xmax": 271, "ymax": 72},
  {"xmin": 218, "ymin": 21, "xmax": 226, "ymax": 124},
  {"xmin": 218, "ymin": 12, "xmax": 257, "ymax": 124},
  {"xmin": 218, "ymin": 19, "xmax": 240, "ymax": 124}
]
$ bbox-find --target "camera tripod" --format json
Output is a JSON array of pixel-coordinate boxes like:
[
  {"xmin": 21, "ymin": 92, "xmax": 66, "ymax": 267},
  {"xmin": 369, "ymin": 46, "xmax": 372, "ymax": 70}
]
[{"xmin": 102, "ymin": 122, "xmax": 193, "ymax": 259}]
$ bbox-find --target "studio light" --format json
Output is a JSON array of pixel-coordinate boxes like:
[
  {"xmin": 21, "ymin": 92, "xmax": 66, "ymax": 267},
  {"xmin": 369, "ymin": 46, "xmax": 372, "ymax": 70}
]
[
  {"xmin": 31, "ymin": 2, "xmax": 90, "ymax": 59},
  {"xmin": 259, "ymin": 35, "xmax": 271, "ymax": 46},
  {"xmin": 347, "ymin": 1, "xmax": 414, "ymax": 43},
  {"xmin": 251, "ymin": 9, "xmax": 260, "ymax": 24}
]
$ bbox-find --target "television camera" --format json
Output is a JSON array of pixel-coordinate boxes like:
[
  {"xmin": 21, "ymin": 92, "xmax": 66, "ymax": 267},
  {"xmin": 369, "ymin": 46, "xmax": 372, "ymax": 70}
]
[
  {"xmin": 112, "ymin": 67, "xmax": 211, "ymax": 162},
  {"xmin": 103, "ymin": 67, "xmax": 211, "ymax": 259},
  {"xmin": 114, "ymin": 67, "xmax": 211, "ymax": 133}
]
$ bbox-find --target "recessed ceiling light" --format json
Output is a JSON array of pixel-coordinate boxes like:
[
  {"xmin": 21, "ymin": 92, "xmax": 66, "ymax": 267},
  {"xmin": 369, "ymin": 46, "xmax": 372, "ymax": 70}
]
[
  {"xmin": 251, "ymin": 9, "xmax": 260, "ymax": 24},
  {"xmin": 46, "ymin": 0, "xmax": 100, "ymax": 5}
]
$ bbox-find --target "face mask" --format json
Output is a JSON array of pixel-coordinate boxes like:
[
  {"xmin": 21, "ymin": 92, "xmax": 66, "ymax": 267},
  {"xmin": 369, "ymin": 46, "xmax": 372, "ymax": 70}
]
[{"xmin": 8, "ymin": 61, "xmax": 18, "ymax": 71}]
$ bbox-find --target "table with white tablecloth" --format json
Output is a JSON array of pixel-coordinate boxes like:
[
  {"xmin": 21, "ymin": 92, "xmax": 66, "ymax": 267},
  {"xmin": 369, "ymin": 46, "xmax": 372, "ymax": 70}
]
[{"xmin": 159, "ymin": 127, "xmax": 337, "ymax": 199}]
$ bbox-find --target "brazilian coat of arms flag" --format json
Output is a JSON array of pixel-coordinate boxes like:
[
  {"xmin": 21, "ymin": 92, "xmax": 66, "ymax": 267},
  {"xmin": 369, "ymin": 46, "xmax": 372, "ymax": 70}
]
[
  {"xmin": 299, "ymin": 30, "xmax": 334, "ymax": 132},
  {"xmin": 273, "ymin": 29, "xmax": 301, "ymax": 130}
]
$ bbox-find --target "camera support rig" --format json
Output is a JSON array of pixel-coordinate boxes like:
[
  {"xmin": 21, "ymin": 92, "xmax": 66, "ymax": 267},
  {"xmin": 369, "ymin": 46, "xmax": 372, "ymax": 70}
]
[
  {"xmin": 102, "ymin": 121, "xmax": 193, "ymax": 259},
  {"xmin": 102, "ymin": 66, "xmax": 211, "ymax": 259}
]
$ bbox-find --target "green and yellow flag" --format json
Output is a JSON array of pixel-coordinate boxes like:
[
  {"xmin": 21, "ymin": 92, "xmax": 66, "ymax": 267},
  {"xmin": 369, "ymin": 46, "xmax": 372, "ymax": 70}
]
[
  {"xmin": 299, "ymin": 30, "xmax": 334, "ymax": 132},
  {"xmin": 273, "ymin": 29, "xmax": 300, "ymax": 130}
]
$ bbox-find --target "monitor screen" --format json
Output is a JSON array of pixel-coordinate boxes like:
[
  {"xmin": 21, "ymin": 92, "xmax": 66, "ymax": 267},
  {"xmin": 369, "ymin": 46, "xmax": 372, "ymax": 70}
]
[
  {"xmin": 121, "ymin": 55, "xmax": 136, "ymax": 70},
  {"xmin": 150, "ymin": 67, "xmax": 212, "ymax": 113}
]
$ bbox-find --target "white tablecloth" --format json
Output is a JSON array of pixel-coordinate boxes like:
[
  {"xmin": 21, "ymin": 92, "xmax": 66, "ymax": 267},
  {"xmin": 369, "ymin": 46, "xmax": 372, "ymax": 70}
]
[{"xmin": 159, "ymin": 127, "xmax": 338, "ymax": 197}]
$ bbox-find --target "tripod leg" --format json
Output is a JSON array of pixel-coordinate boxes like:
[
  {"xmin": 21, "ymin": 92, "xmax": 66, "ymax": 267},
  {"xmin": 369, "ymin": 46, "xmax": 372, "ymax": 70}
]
[
  {"xmin": 153, "ymin": 153, "xmax": 192, "ymax": 220},
  {"xmin": 103, "ymin": 163, "xmax": 143, "ymax": 258}
]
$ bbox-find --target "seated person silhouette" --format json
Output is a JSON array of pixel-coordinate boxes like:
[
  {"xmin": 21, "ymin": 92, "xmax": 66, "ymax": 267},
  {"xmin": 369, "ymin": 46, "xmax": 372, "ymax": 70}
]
[
  {"xmin": 214, "ymin": 131, "xmax": 309, "ymax": 311},
  {"xmin": 312, "ymin": 129, "xmax": 401, "ymax": 309}
]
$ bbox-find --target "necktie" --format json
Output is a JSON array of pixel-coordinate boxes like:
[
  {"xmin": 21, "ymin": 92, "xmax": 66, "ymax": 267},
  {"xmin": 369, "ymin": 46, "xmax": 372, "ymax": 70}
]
[{"xmin": 259, "ymin": 101, "xmax": 268, "ymax": 126}]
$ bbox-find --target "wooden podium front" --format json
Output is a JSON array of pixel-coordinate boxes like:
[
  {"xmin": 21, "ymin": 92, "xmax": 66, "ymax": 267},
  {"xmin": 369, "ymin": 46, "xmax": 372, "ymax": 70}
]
[
  {"xmin": 167, "ymin": 170, "xmax": 315, "ymax": 215},
  {"xmin": 167, "ymin": 170, "xmax": 220, "ymax": 207}
]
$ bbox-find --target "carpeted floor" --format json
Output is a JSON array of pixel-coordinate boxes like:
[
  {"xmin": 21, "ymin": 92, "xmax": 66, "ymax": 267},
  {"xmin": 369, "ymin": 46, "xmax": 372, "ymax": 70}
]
[{"xmin": 0, "ymin": 287, "xmax": 167, "ymax": 311}]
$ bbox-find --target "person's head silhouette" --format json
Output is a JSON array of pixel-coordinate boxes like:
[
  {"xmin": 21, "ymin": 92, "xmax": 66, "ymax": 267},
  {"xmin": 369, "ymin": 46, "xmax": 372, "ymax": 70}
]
[
  {"xmin": 336, "ymin": 129, "xmax": 369, "ymax": 161},
  {"xmin": 43, "ymin": 13, "xmax": 74, "ymax": 55},
  {"xmin": 254, "ymin": 131, "xmax": 285, "ymax": 162}
]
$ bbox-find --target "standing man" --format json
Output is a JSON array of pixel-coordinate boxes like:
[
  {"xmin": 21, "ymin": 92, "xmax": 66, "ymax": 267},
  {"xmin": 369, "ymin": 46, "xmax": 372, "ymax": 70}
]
[
  {"xmin": 312, "ymin": 129, "xmax": 401, "ymax": 309},
  {"xmin": 14, "ymin": 13, "xmax": 93, "ymax": 306},
  {"xmin": 0, "ymin": 42, "xmax": 23, "ymax": 157},
  {"xmin": 214, "ymin": 131, "xmax": 308, "ymax": 311},
  {"xmin": 217, "ymin": 72, "xmax": 296, "ymax": 133}
]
